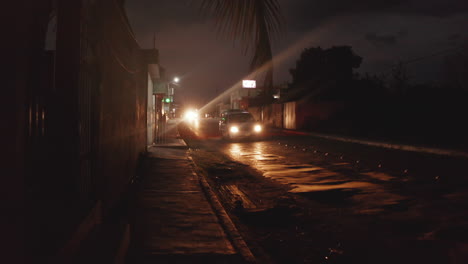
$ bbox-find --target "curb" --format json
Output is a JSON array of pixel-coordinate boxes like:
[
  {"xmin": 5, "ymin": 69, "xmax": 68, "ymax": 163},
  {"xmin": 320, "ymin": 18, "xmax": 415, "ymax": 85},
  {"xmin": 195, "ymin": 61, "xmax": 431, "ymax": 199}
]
[
  {"xmin": 281, "ymin": 129, "xmax": 468, "ymax": 159},
  {"xmin": 152, "ymin": 142, "xmax": 189, "ymax": 149},
  {"xmin": 188, "ymin": 156, "xmax": 257, "ymax": 264}
]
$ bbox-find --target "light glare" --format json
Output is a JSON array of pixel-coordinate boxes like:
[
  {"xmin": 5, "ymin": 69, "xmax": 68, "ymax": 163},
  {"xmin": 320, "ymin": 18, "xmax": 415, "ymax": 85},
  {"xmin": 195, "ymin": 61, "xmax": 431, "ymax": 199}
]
[
  {"xmin": 184, "ymin": 110, "xmax": 198, "ymax": 121},
  {"xmin": 254, "ymin": 124, "xmax": 262, "ymax": 132},
  {"xmin": 230, "ymin": 126, "xmax": 239, "ymax": 133}
]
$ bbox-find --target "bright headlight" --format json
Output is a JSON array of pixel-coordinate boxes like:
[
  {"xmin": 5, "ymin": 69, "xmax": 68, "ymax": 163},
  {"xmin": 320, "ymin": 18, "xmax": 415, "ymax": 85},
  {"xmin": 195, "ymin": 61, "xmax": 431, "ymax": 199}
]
[
  {"xmin": 184, "ymin": 110, "xmax": 198, "ymax": 121},
  {"xmin": 254, "ymin": 124, "xmax": 262, "ymax": 132},
  {"xmin": 230, "ymin": 126, "xmax": 239, "ymax": 133}
]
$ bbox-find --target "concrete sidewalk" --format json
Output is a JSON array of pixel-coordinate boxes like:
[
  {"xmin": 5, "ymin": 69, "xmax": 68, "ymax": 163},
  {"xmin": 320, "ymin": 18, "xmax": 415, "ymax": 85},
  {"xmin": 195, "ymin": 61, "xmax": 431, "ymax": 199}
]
[{"xmin": 127, "ymin": 119, "xmax": 246, "ymax": 263}]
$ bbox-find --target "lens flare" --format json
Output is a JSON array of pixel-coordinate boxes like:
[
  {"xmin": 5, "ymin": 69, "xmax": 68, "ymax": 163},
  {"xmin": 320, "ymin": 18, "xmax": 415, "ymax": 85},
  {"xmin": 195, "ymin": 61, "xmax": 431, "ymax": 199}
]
[
  {"xmin": 184, "ymin": 110, "xmax": 199, "ymax": 121},
  {"xmin": 254, "ymin": 124, "xmax": 262, "ymax": 132},
  {"xmin": 230, "ymin": 126, "xmax": 239, "ymax": 133}
]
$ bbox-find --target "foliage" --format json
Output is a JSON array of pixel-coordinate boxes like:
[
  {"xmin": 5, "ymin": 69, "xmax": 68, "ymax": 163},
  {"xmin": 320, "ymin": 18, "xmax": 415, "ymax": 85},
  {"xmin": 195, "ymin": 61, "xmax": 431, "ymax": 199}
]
[
  {"xmin": 284, "ymin": 44, "xmax": 468, "ymax": 148},
  {"xmin": 389, "ymin": 61, "xmax": 411, "ymax": 95},
  {"xmin": 287, "ymin": 46, "xmax": 362, "ymax": 100},
  {"xmin": 199, "ymin": 0, "xmax": 284, "ymax": 90}
]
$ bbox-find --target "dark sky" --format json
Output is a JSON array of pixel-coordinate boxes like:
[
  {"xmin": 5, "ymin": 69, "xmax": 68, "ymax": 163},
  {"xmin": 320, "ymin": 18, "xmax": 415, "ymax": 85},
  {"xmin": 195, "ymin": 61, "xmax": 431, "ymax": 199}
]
[{"xmin": 125, "ymin": 0, "xmax": 468, "ymax": 107}]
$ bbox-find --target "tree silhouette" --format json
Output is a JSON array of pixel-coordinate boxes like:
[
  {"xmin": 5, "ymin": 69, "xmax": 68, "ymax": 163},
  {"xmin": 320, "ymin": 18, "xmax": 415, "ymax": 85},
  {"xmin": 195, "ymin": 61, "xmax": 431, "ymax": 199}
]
[
  {"xmin": 200, "ymin": 0, "xmax": 283, "ymax": 92},
  {"xmin": 288, "ymin": 46, "xmax": 362, "ymax": 99},
  {"xmin": 389, "ymin": 61, "xmax": 411, "ymax": 95}
]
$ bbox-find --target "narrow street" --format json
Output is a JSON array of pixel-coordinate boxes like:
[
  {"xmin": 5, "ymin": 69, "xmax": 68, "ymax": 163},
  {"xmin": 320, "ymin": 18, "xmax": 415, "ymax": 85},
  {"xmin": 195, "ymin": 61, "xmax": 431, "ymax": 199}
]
[
  {"xmin": 10, "ymin": 1, "xmax": 468, "ymax": 263},
  {"xmin": 180, "ymin": 117, "xmax": 468, "ymax": 264}
]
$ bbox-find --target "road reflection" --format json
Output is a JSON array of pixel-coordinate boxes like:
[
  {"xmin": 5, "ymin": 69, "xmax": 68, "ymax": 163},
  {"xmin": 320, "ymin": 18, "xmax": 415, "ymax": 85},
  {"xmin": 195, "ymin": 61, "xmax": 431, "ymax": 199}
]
[
  {"xmin": 225, "ymin": 140, "xmax": 406, "ymax": 214},
  {"xmin": 229, "ymin": 143, "xmax": 242, "ymax": 158}
]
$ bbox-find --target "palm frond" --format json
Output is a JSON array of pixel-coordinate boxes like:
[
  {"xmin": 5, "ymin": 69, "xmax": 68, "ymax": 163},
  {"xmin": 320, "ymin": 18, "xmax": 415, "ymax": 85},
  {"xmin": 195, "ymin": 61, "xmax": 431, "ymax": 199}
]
[{"xmin": 199, "ymin": 0, "xmax": 283, "ymax": 89}]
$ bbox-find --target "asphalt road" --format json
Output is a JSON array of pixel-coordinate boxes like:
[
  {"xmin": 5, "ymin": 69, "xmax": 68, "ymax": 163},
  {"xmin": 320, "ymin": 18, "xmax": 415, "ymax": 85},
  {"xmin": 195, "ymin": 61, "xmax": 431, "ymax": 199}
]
[{"xmin": 182, "ymin": 117, "xmax": 468, "ymax": 263}]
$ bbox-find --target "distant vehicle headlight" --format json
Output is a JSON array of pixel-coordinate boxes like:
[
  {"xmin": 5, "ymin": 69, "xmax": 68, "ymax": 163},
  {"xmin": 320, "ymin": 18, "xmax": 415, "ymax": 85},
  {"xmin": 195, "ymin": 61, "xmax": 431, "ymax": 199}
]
[
  {"xmin": 184, "ymin": 110, "xmax": 199, "ymax": 121},
  {"xmin": 254, "ymin": 124, "xmax": 262, "ymax": 132},
  {"xmin": 230, "ymin": 126, "xmax": 239, "ymax": 133}
]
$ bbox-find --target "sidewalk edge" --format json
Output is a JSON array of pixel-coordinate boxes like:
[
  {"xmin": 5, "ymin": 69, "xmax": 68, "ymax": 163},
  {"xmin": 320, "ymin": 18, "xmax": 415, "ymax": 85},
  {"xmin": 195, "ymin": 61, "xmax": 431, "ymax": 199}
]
[
  {"xmin": 281, "ymin": 129, "xmax": 468, "ymax": 159},
  {"xmin": 188, "ymin": 156, "xmax": 256, "ymax": 264}
]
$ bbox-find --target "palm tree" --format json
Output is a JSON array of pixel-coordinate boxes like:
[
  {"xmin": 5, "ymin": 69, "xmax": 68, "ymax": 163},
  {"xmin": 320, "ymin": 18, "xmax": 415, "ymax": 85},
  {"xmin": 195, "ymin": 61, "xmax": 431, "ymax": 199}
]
[{"xmin": 199, "ymin": 0, "xmax": 283, "ymax": 92}]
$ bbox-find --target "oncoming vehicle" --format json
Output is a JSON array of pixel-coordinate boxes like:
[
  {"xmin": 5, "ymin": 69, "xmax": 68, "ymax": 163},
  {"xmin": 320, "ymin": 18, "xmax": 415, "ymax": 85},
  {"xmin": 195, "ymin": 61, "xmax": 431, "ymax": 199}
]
[
  {"xmin": 219, "ymin": 110, "xmax": 263, "ymax": 140},
  {"xmin": 183, "ymin": 109, "xmax": 199, "ymax": 121}
]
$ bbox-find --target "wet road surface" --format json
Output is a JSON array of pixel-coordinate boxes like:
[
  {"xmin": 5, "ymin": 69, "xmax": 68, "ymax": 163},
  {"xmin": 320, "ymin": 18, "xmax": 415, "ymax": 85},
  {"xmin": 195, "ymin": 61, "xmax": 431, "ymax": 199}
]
[
  {"xmin": 181, "ymin": 118, "xmax": 468, "ymax": 263},
  {"xmin": 186, "ymin": 118, "xmax": 468, "ymax": 214}
]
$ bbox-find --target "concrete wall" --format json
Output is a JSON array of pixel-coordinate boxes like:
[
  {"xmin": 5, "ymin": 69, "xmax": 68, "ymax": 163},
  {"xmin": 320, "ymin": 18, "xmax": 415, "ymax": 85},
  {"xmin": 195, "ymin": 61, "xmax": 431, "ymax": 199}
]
[
  {"xmin": 147, "ymin": 72, "xmax": 155, "ymax": 145},
  {"xmin": 283, "ymin": 102, "xmax": 297, "ymax": 129},
  {"xmin": 296, "ymin": 101, "xmax": 343, "ymax": 130},
  {"xmin": 249, "ymin": 101, "xmax": 340, "ymax": 131},
  {"xmin": 264, "ymin": 104, "xmax": 283, "ymax": 128},
  {"xmin": 97, "ymin": 0, "xmax": 147, "ymax": 211},
  {"xmin": 248, "ymin": 101, "xmax": 343, "ymax": 130},
  {"xmin": 248, "ymin": 106, "xmax": 262, "ymax": 121},
  {"xmin": 248, "ymin": 104, "xmax": 283, "ymax": 127},
  {"xmin": 2, "ymin": 1, "xmax": 46, "ymax": 261},
  {"xmin": 18, "ymin": 0, "xmax": 149, "ymax": 261}
]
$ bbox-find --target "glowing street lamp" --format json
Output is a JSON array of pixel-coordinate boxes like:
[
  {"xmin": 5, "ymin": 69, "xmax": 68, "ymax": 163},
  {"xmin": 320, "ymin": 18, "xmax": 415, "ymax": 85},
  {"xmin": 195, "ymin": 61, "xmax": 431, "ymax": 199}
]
[{"xmin": 173, "ymin": 77, "xmax": 180, "ymax": 83}]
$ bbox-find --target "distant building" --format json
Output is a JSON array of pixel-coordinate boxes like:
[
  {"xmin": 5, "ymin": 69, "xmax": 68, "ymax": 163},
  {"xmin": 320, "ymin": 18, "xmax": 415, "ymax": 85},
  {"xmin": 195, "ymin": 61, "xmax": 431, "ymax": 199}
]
[
  {"xmin": 230, "ymin": 81, "xmax": 261, "ymax": 109},
  {"xmin": 142, "ymin": 49, "xmax": 160, "ymax": 145}
]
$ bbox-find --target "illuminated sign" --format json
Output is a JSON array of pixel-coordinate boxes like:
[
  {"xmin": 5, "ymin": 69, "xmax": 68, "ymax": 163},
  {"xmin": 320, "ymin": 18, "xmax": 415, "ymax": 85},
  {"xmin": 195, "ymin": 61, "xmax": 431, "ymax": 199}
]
[{"xmin": 242, "ymin": 80, "xmax": 256, "ymax": 88}]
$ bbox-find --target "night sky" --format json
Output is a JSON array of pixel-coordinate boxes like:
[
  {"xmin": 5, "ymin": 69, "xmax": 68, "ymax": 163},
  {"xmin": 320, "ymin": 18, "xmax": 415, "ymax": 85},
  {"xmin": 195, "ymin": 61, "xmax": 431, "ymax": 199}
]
[{"xmin": 125, "ymin": 0, "xmax": 468, "ymax": 107}]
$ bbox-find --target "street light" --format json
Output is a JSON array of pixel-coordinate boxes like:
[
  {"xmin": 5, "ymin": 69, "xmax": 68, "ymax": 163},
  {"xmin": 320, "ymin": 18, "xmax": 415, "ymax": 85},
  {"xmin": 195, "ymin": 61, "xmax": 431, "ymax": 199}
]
[{"xmin": 173, "ymin": 77, "xmax": 180, "ymax": 83}]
